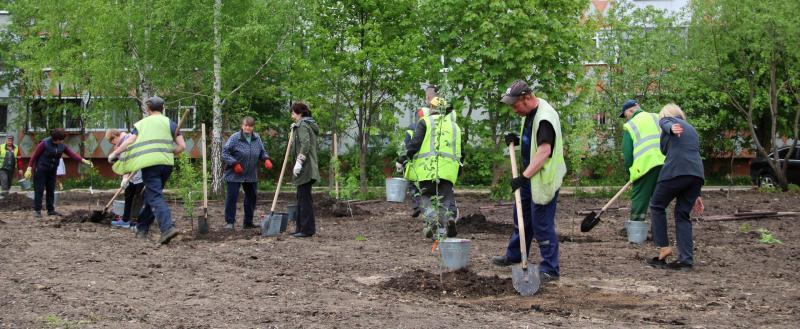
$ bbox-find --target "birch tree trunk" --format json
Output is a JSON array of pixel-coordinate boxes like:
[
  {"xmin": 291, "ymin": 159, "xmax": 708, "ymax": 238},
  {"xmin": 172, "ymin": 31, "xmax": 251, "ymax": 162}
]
[{"xmin": 211, "ymin": 0, "xmax": 224, "ymax": 194}]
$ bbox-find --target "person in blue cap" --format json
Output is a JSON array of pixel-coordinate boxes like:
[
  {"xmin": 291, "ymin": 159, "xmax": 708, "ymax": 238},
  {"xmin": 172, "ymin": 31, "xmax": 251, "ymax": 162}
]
[{"xmin": 619, "ymin": 99, "xmax": 665, "ymax": 237}]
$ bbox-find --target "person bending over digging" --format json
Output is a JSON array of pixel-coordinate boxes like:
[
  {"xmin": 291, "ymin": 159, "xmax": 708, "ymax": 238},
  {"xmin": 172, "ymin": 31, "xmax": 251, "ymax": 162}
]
[
  {"xmin": 108, "ymin": 96, "xmax": 185, "ymax": 245},
  {"xmin": 647, "ymin": 103, "xmax": 705, "ymax": 271},
  {"xmin": 221, "ymin": 116, "xmax": 273, "ymax": 230},
  {"xmin": 492, "ymin": 80, "xmax": 566, "ymax": 284},
  {"xmin": 289, "ymin": 102, "xmax": 319, "ymax": 238},
  {"xmin": 25, "ymin": 128, "xmax": 94, "ymax": 218},
  {"xmin": 105, "ymin": 129, "xmax": 145, "ymax": 229}
]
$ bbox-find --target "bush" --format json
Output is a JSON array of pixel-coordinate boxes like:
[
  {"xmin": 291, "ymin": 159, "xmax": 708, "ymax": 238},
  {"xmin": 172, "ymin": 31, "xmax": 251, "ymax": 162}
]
[
  {"xmin": 171, "ymin": 154, "xmax": 202, "ymax": 218},
  {"xmin": 787, "ymin": 184, "xmax": 800, "ymax": 193}
]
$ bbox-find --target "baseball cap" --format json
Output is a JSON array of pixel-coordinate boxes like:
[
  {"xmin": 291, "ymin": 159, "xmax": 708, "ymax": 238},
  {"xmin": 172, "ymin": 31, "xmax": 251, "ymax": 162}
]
[
  {"xmin": 620, "ymin": 99, "xmax": 638, "ymax": 117},
  {"xmin": 146, "ymin": 96, "xmax": 165, "ymax": 111},
  {"xmin": 500, "ymin": 80, "xmax": 532, "ymax": 105}
]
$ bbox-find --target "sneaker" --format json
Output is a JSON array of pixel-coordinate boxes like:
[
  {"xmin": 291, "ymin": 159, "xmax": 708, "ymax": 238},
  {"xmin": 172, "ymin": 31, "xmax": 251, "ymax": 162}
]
[
  {"xmin": 291, "ymin": 232, "xmax": 312, "ymax": 238},
  {"xmin": 223, "ymin": 223, "xmax": 234, "ymax": 230},
  {"xmin": 47, "ymin": 211, "xmax": 63, "ymax": 217},
  {"xmin": 422, "ymin": 226, "xmax": 433, "ymax": 239},
  {"xmin": 135, "ymin": 229, "xmax": 148, "ymax": 240},
  {"xmin": 540, "ymin": 271, "xmax": 560, "ymax": 283},
  {"xmin": 446, "ymin": 220, "xmax": 457, "ymax": 238},
  {"xmin": 647, "ymin": 257, "xmax": 667, "ymax": 269},
  {"xmin": 111, "ymin": 220, "xmax": 130, "ymax": 228},
  {"xmin": 411, "ymin": 209, "xmax": 421, "ymax": 218},
  {"xmin": 158, "ymin": 227, "xmax": 179, "ymax": 245},
  {"xmin": 491, "ymin": 256, "xmax": 520, "ymax": 267},
  {"xmin": 242, "ymin": 223, "xmax": 258, "ymax": 229},
  {"xmin": 665, "ymin": 260, "xmax": 693, "ymax": 271},
  {"xmin": 34, "ymin": 211, "xmax": 42, "ymax": 219}
]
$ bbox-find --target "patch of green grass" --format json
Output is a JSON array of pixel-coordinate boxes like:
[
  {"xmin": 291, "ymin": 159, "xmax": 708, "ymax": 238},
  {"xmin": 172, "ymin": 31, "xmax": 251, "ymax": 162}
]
[
  {"xmin": 787, "ymin": 184, "xmax": 800, "ymax": 193},
  {"xmin": 757, "ymin": 228, "xmax": 783, "ymax": 244},
  {"xmin": 355, "ymin": 234, "xmax": 367, "ymax": 242},
  {"xmin": 738, "ymin": 223, "xmax": 752, "ymax": 233},
  {"xmin": 43, "ymin": 314, "xmax": 89, "ymax": 329},
  {"xmin": 758, "ymin": 185, "xmax": 781, "ymax": 193}
]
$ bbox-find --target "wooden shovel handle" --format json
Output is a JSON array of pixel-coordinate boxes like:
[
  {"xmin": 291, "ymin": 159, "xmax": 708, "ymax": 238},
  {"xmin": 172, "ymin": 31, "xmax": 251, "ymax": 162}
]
[
  {"xmin": 174, "ymin": 109, "xmax": 191, "ymax": 138},
  {"xmin": 597, "ymin": 180, "xmax": 634, "ymax": 216},
  {"xmin": 508, "ymin": 142, "xmax": 529, "ymax": 270},
  {"xmin": 270, "ymin": 129, "xmax": 295, "ymax": 213},
  {"xmin": 201, "ymin": 124, "xmax": 208, "ymax": 209}
]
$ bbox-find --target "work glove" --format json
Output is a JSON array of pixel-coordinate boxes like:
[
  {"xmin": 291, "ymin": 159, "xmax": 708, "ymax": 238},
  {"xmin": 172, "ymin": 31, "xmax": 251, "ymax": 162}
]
[
  {"xmin": 293, "ymin": 154, "xmax": 306, "ymax": 177},
  {"xmin": 120, "ymin": 175, "xmax": 130, "ymax": 189},
  {"xmin": 81, "ymin": 159, "xmax": 94, "ymax": 168},
  {"xmin": 24, "ymin": 167, "xmax": 32, "ymax": 180},
  {"xmin": 107, "ymin": 151, "xmax": 119, "ymax": 164},
  {"xmin": 510, "ymin": 175, "xmax": 529, "ymax": 193},
  {"xmin": 233, "ymin": 162, "xmax": 244, "ymax": 174},
  {"xmin": 504, "ymin": 133, "xmax": 520, "ymax": 146},
  {"xmin": 395, "ymin": 162, "xmax": 404, "ymax": 173},
  {"xmin": 264, "ymin": 159, "xmax": 273, "ymax": 170}
]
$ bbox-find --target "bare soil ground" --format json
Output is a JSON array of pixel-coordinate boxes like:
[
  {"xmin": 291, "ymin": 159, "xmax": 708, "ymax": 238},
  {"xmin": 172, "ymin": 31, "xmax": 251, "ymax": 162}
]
[{"xmin": 1, "ymin": 189, "xmax": 799, "ymax": 328}]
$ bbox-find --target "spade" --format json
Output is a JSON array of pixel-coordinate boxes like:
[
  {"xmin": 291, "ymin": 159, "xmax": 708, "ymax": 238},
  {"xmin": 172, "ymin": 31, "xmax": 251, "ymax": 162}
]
[
  {"xmin": 507, "ymin": 142, "xmax": 540, "ymax": 296},
  {"xmin": 197, "ymin": 123, "xmax": 209, "ymax": 235},
  {"xmin": 580, "ymin": 180, "xmax": 633, "ymax": 232}
]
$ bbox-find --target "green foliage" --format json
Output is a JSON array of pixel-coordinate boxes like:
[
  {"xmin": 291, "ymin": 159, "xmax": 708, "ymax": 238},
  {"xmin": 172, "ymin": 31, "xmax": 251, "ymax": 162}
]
[
  {"xmin": 787, "ymin": 184, "xmax": 800, "ymax": 193},
  {"xmin": 757, "ymin": 228, "xmax": 783, "ymax": 245},
  {"xmin": 172, "ymin": 154, "xmax": 202, "ymax": 219},
  {"xmin": 42, "ymin": 314, "xmax": 88, "ymax": 329},
  {"xmin": 354, "ymin": 234, "xmax": 367, "ymax": 242},
  {"xmin": 62, "ymin": 167, "xmax": 117, "ymax": 190},
  {"xmin": 758, "ymin": 185, "xmax": 780, "ymax": 194}
]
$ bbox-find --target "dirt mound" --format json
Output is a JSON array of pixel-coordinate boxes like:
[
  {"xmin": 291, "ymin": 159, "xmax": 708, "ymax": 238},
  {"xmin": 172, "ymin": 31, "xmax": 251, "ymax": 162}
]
[
  {"xmin": 61, "ymin": 210, "xmax": 113, "ymax": 224},
  {"xmin": 457, "ymin": 213, "xmax": 513, "ymax": 234},
  {"xmin": 316, "ymin": 196, "xmax": 370, "ymax": 217},
  {"xmin": 382, "ymin": 269, "xmax": 515, "ymax": 298},
  {"xmin": 0, "ymin": 193, "xmax": 33, "ymax": 211}
]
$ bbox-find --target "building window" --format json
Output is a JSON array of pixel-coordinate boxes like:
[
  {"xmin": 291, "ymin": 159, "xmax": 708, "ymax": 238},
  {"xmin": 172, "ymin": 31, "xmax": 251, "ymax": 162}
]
[{"xmin": 165, "ymin": 105, "xmax": 196, "ymax": 131}]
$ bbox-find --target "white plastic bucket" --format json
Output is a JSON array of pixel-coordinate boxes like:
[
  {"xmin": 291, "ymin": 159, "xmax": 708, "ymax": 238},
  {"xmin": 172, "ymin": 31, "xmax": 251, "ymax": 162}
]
[
  {"xmin": 112, "ymin": 200, "xmax": 125, "ymax": 216},
  {"xmin": 439, "ymin": 238, "xmax": 472, "ymax": 271},
  {"xmin": 385, "ymin": 178, "xmax": 408, "ymax": 203}
]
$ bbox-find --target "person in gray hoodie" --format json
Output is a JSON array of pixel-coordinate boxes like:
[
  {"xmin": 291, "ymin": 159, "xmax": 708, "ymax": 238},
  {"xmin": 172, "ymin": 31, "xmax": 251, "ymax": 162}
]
[
  {"xmin": 289, "ymin": 102, "xmax": 320, "ymax": 238},
  {"xmin": 647, "ymin": 103, "xmax": 705, "ymax": 271},
  {"xmin": 222, "ymin": 116, "xmax": 273, "ymax": 229}
]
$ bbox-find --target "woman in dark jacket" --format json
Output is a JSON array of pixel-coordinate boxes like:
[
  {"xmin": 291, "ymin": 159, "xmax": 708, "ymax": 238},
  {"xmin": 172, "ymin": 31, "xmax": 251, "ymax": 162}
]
[
  {"xmin": 289, "ymin": 102, "xmax": 320, "ymax": 238},
  {"xmin": 647, "ymin": 104, "xmax": 705, "ymax": 271},
  {"xmin": 221, "ymin": 117, "xmax": 273, "ymax": 229}
]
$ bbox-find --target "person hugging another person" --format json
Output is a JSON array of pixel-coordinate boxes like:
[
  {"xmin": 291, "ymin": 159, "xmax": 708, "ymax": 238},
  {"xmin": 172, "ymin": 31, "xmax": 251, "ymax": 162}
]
[
  {"xmin": 221, "ymin": 116, "xmax": 273, "ymax": 230},
  {"xmin": 105, "ymin": 129, "xmax": 145, "ymax": 229}
]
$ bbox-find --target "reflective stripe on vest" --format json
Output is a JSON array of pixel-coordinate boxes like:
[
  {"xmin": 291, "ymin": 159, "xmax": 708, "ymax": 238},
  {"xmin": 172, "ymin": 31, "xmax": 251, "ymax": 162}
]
[
  {"xmin": 0, "ymin": 145, "xmax": 18, "ymax": 158},
  {"xmin": 410, "ymin": 113, "xmax": 461, "ymax": 184},
  {"xmin": 623, "ymin": 112, "xmax": 665, "ymax": 182}
]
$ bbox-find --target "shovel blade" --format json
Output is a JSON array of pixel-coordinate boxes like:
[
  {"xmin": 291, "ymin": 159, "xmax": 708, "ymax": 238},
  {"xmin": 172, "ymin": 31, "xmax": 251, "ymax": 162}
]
[
  {"xmin": 580, "ymin": 211, "xmax": 601, "ymax": 232},
  {"xmin": 512, "ymin": 264, "xmax": 540, "ymax": 296},
  {"xmin": 197, "ymin": 217, "xmax": 209, "ymax": 235}
]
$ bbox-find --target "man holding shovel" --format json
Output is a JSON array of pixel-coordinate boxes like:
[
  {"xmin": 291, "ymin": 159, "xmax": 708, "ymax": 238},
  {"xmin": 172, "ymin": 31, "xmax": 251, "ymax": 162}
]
[
  {"xmin": 108, "ymin": 96, "xmax": 185, "ymax": 244},
  {"xmin": 619, "ymin": 100, "xmax": 665, "ymax": 235},
  {"xmin": 492, "ymin": 80, "xmax": 566, "ymax": 284}
]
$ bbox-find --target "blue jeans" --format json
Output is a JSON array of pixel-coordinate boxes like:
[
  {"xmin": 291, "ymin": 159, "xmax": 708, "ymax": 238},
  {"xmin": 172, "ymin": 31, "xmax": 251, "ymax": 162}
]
[
  {"xmin": 225, "ymin": 181, "xmax": 257, "ymax": 226},
  {"xmin": 649, "ymin": 175, "xmax": 703, "ymax": 264},
  {"xmin": 136, "ymin": 165, "xmax": 175, "ymax": 233},
  {"xmin": 505, "ymin": 182, "xmax": 560, "ymax": 276}
]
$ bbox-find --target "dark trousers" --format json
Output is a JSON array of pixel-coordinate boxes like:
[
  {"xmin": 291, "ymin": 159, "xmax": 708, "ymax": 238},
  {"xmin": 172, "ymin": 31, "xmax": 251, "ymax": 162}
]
[
  {"xmin": 505, "ymin": 181, "xmax": 560, "ymax": 276},
  {"xmin": 649, "ymin": 175, "xmax": 703, "ymax": 264},
  {"xmin": 418, "ymin": 180, "xmax": 457, "ymax": 229},
  {"xmin": 295, "ymin": 180, "xmax": 315, "ymax": 235},
  {"xmin": 630, "ymin": 165, "xmax": 661, "ymax": 221},
  {"xmin": 225, "ymin": 181, "xmax": 258, "ymax": 226},
  {"xmin": 33, "ymin": 169, "xmax": 57, "ymax": 212},
  {"xmin": 407, "ymin": 181, "xmax": 421, "ymax": 212},
  {"xmin": 136, "ymin": 165, "xmax": 175, "ymax": 233},
  {"xmin": 123, "ymin": 182, "xmax": 144, "ymax": 222},
  {"xmin": 0, "ymin": 169, "xmax": 12, "ymax": 194}
]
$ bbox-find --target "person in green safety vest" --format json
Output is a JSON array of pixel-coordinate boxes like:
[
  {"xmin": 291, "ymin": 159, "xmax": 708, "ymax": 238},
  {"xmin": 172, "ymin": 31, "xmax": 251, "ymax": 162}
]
[
  {"xmin": 395, "ymin": 85, "xmax": 437, "ymax": 218},
  {"xmin": 108, "ymin": 96, "xmax": 186, "ymax": 245},
  {"xmin": 492, "ymin": 80, "xmax": 566, "ymax": 284},
  {"xmin": 0, "ymin": 136, "xmax": 22, "ymax": 195},
  {"xmin": 400, "ymin": 94, "xmax": 462, "ymax": 239},
  {"xmin": 619, "ymin": 99, "xmax": 665, "ymax": 237}
]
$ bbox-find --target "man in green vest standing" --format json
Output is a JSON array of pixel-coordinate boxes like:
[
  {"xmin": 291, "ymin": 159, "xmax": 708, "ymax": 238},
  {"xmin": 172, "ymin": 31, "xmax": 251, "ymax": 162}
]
[
  {"xmin": 109, "ymin": 96, "xmax": 186, "ymax": 244},
  {"xmin": 401, "ymin": 95, "xmax": 462, "ymax": 239},
  {"xmin": 620, "ymin": 99, "xmax": 665, "ymax": 234},
  {"xmin": 0, "ymin": 136, "xmax": 23, "ymax": 195},
  {"xmin": 492, "ymin": 80, "xmax": 566, "ymax": 284}
]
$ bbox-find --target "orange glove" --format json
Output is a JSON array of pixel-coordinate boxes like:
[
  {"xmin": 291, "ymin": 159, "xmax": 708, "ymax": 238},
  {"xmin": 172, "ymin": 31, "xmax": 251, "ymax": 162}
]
[
  {"xmin": 233, "ymin": 163, "xmax": 243, "ymax": 174},
  {"xmin": 264, "ymin": 159, "xmax": 273, "ymax": 170}
]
